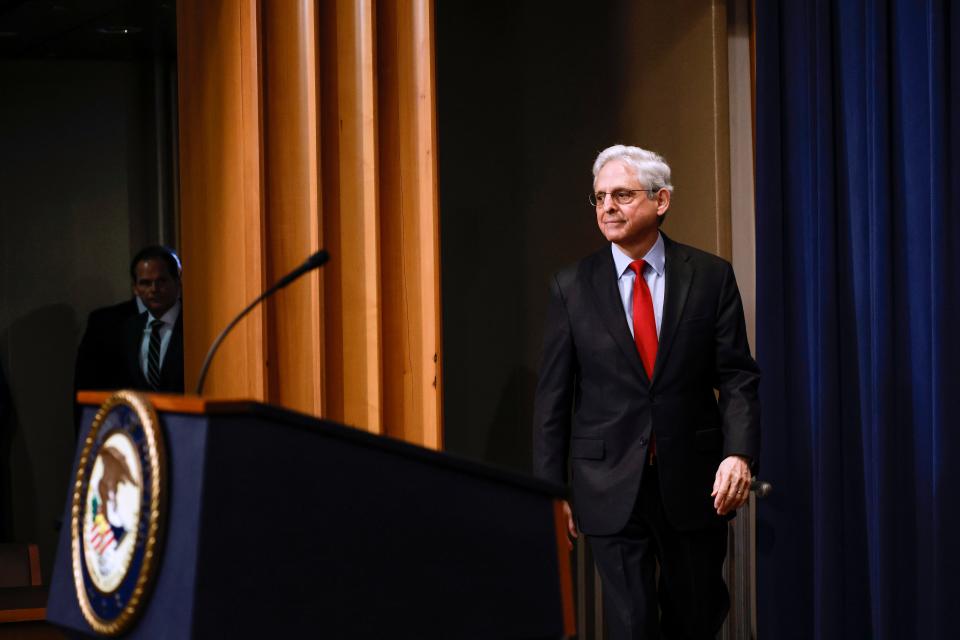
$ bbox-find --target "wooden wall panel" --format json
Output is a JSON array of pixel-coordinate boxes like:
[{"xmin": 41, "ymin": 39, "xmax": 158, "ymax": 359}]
[
  {"xmin": 177, "ymin": 0, "xmax": 442, "ymax": 447},
  {"xmin": 262, "ymin": 0, "xmax": 324, "ymax": 416},
  {"xmin": 319, "ymin": 0, "xmax": 345, "ymax": 423},
  {"xmin": 376, "ymin": 0, "xmax": 443, "ymax": 448},
  {"xmin": 319, "ymin": 0, "xmax": 384, "ymax": 434},
  {"xmin": 177, "ymin": 0, "xmax": 267, "ymax": 400}
]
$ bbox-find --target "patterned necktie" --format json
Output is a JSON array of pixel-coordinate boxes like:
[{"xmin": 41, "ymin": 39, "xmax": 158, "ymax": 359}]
[
  {"xmin": 628, "ymin": 260, "xmax": 658, "ymax": 378},
  {"xmin": 147, "ymin": 319, "xmax": 164, "ymax": 390}
]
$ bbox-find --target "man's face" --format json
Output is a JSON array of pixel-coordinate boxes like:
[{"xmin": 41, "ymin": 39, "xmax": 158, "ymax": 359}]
[
  {"xmin": 594, "ymin": 159, "xmax": 669, "ymax": 254},
  {"xmin": 132, "ymin": 258, "xmax": 180, "ymax": 317}
]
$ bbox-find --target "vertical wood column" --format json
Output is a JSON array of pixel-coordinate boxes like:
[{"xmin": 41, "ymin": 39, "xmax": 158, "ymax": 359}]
[
  {"xmin": 262, "ymin": 0, "xmax": 325, "ymax": 416},
  {"xmin": 177, "ymin": 0, "xmax": 442, "ymax": 447},
  {"xmin": 377, "ymin": 0, "xmax": 443, "ymax": 447},
  {"xmin": 320, "ymin": 0, "xmax": 384, "ymax": 434},
  {"xmin": 177, "ymin": 0, "xmax": 267, "ymax": 400}
]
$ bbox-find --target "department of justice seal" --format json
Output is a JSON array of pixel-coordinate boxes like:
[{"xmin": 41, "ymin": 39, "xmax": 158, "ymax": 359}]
[{"xmin": 71, "ymin": 390, "xmax": 167, "ymax": 636}]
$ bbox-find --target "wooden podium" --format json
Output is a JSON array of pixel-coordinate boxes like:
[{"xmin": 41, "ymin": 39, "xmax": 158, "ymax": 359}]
[{"xmin": 46, "ymin": 392, "xmax": 574, "ymax": 638}]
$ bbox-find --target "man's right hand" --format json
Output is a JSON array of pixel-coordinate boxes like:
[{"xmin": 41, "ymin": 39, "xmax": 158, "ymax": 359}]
[{"xmin": 562, "ymin": 500, "xmax": 578, "ymax": 550}]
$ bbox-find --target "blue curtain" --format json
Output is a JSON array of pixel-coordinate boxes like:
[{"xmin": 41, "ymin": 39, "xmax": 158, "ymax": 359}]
[{"xmin": 755, "ymin": 1, "xmax": 960, "ymax": 638}]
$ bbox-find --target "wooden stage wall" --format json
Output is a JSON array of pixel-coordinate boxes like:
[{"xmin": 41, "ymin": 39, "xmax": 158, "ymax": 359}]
[{"xmin": 176, "ymin": 0, "xmax": 442, "ymax": 448}]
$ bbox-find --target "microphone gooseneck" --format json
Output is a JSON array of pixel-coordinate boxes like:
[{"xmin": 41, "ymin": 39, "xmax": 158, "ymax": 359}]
[{"xmin": 194, "ymin": 250, "xmax": 330, "ymax": 395}]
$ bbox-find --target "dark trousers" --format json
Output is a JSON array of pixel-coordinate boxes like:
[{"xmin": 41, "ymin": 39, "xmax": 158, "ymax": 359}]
[{"xmin": 588, "ymin": 463, "xmax": 729, "ymax": 640}]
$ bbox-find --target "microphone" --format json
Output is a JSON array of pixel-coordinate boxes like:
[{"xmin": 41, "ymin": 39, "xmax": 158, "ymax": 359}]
[
  {"xmin": 194, "ymin": 249, "xmax": 330, "ymax": 395},
  {"xmin": 750, "ymin": 478, "xmax": 772, "ymax": 498},
  {"xmin": 270, "ymin": 249, "xmax": 330, "ymax": 291}
]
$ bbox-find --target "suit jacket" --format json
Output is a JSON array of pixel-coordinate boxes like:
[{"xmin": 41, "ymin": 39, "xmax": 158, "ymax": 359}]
[
  {"xmin": 75, "ymin": 299, "xmax": 142, "ymax": 392},
  {"xmin": 532, "ymin": 234, "xmax": 760, "ymax": 534},
  {"xmin": 120, "ymin": 311, "xmax": 185, "ymax": 393}
]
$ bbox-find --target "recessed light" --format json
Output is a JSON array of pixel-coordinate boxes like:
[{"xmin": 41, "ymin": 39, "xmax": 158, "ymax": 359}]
[{"xmin": 97, "ymin": 26, "xmax": 143, "ymax": 35}]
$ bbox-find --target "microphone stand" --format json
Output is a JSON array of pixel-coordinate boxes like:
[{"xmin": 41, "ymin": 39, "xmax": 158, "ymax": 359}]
[{"xmin": 195, "ymin": 250, "xmax": 329, "ymax": 395}]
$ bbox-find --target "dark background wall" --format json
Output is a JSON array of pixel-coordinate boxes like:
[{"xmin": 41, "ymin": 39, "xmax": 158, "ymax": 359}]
[
  {"xmin": 0, "ymin": 56, "xmax": 175, "ymax": 579},
  {"xmin": 436, "ymin": 0, "xmax": 733, "ymax": 474},
  {"xmin": 436, "ymin": 1, "xmax": 625, "ymax": 472},
  {"xmin": 0, "ymin": 0, "xmax": 177, "ymax": 581}
]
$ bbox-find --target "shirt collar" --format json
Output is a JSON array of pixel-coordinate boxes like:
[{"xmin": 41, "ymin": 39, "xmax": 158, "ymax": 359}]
[
  {"xmin": 611, "ymin": 232, "xmax": 665, "ymax": 278},
  {"xmin": 147, "ymin": 299, "xmax": 181, "ymax": 326}
]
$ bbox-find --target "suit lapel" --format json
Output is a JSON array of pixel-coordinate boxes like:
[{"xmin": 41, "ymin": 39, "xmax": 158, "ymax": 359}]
[
  {"xmin": 160, "ymin": 314, "xmax": 184, "ymax": 388},
  {"xmin": 585, "ymin": 248, "xmax": 650, "ymax": 385},
  {"xmin": 123, "ymin": 312, "xmax": 148, "ymax": 388},
  {"xmin": 654, "ymin": 235, "xmax": 694, "ymax": 381}
]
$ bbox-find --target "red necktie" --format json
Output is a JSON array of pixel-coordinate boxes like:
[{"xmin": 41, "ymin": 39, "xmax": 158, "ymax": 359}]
[
  {"xmin": 628, "ymin": 260, "xmax": 658, "ymax": 379},
  {"xmin": 629, "ymin": 260, "xmax": 658, "ymax": 460}
]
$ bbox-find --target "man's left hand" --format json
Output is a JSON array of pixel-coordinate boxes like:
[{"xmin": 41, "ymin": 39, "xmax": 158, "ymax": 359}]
[{"xmin": 712, "ymin": 455, "xmax": 751, "ymax": 515}]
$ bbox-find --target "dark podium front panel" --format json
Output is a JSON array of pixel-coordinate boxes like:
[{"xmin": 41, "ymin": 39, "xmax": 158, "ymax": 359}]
[{"xmin": 47, "ymin": 394, "xmax": 574, "ymax": 639}]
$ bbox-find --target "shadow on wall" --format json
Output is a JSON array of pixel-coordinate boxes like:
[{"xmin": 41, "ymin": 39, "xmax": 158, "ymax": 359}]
[
  {"xmin": 0, "ymin": 304, "xmax": 81, "ymax": 578},
  {"xmin": 484, "ymin": 366, "xmax": 538, "ymax": 473},
  {"xmin": 0, "ymin": 360, "xmax": 11, "ymax": 540}
]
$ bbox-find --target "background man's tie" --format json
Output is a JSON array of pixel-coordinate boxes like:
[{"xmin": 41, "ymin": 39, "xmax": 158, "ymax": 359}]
[{"xmin": 147, "ymin": 319, "xmax": 164, "ymax": 390}]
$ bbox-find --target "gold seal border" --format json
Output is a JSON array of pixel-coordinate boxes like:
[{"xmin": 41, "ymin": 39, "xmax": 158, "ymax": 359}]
[{"xmin": 71, "ymin": 390, "xmax": 167, "ymax": 636}]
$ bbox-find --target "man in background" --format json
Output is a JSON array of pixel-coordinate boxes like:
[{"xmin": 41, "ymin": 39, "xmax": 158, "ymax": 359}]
[
  {"xmin": 74, "ymin": 245, "xmax": 184, "ymax": 395},
  {"xmin": 533, "ymin": 145, "xmax": 760, "ymax": 639}
]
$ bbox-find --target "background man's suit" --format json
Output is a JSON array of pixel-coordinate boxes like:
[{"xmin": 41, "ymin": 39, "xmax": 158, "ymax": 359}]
[
  {"xmin": 74, "ymin": 299, "xmax": 140, "ymax": 392},
  {"xmin": 75, "ymin": 300, "xmax": 184, "ymax": 393},
  {"xmin": 533, "ymin": 233, "xmax": 760, "ymax": 637}
]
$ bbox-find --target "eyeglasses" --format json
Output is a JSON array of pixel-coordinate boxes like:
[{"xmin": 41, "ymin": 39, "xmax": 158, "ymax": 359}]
[{"xmin": 589, "ymin": 188, "xmax": 657, "ymax": 207}]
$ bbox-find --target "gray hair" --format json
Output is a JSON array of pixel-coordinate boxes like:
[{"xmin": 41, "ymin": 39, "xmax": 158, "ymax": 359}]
[{"xmin": 592, "ymin": 144, "xmax": 674, "ymax": 196}]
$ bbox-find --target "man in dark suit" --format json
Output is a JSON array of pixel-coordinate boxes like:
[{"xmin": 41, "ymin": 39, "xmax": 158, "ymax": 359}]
[
  {"xmin": 75, "ymin": 297, "xmax": 141, "ymax": 392},
  {"xmin": 75, "ymin": 246, "xmax": 184, "ymax": 394},
  {"xmin": 533, "ymin": 145, "xmax": 760, "ymax": 639}
]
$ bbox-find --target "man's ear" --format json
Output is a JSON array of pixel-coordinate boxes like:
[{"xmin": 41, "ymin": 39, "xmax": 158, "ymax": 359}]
[{"xmin": 656, "ymin": 189, "xmax": 671, "ymax": 216}]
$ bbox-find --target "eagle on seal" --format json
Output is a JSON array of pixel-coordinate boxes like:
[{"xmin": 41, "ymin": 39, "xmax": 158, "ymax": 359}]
[{"xmin": 95, "ymin": 445, "xmax": 138, "ymax": 540}]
